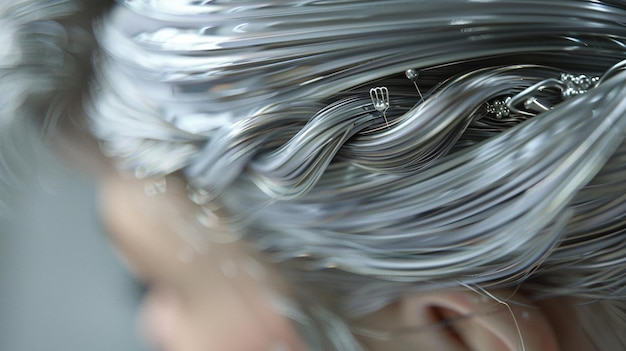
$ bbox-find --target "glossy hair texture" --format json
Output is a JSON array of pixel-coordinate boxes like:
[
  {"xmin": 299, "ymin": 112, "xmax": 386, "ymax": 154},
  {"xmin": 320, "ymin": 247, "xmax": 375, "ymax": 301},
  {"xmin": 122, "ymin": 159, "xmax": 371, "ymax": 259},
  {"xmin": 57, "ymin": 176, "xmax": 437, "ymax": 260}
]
[{"xmin": 4, "ymin": 1, "xmax": 626, "ymax": 350}]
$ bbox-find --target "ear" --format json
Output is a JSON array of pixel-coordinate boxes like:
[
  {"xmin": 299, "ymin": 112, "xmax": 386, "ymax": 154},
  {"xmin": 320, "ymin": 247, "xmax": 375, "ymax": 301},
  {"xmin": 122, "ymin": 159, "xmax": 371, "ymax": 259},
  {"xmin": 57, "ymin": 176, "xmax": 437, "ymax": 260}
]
[{"xmin": 387, "ymin": 288, "xmax": 561, "ymax": 351}]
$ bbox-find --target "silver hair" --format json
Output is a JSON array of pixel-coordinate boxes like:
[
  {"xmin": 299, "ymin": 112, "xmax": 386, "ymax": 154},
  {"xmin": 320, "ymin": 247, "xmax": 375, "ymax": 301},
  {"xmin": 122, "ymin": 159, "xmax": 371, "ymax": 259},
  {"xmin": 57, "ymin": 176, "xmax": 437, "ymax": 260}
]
[
  {"xmin": 0, "ymin": 0, "xmax": 90, "ymax": 215},
  {"xmin": 5, "ymin": 0, "xmax": 626, "ymax": 350},
  {"xmin": 0, "ymin": 0, "xmax": 114, "ymax": 214}
]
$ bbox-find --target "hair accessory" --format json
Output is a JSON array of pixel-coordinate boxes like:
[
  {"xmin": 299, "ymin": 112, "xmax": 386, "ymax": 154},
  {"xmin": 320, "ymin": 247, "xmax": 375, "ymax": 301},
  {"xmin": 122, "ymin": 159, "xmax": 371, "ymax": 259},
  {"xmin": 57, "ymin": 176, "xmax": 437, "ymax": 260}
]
[
  {"xmin": 369, "ymin": 87, "xmax": 390, "ymax": 126},
  {"xmin": 507, "ymin": 78, "xmax": 561, "ymax": 116},
  {"xmin": 507, "ymin": 72, "xmax": 601, "ymax": 116},
  {"xmin": 486, "ymin": 97, "xmax": 512, "ymax": 119},
  {"xmin": 560, "ymin": 73, "xmax": 599, "ymax": 99},
  {"xmin": 405, "ymin": 69, "xmax": 424, "ymax": 102}
]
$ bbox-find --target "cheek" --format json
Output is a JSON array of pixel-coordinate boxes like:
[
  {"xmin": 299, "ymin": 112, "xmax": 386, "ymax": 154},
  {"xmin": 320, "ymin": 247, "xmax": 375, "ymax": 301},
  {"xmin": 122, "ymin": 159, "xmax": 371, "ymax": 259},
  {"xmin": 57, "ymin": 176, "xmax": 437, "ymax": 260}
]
[{"xmin": 100, "ymin": 177, "xmax": 305, "ymax": 351}]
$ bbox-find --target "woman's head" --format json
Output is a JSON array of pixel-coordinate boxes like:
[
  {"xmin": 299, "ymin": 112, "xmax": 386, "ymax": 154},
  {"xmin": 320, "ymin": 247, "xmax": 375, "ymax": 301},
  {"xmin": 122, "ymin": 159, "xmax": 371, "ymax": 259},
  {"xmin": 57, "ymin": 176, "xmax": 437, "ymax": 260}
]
[{"xmin": 4, "ymin": 0, "xmax": 626, "ymax": 350}]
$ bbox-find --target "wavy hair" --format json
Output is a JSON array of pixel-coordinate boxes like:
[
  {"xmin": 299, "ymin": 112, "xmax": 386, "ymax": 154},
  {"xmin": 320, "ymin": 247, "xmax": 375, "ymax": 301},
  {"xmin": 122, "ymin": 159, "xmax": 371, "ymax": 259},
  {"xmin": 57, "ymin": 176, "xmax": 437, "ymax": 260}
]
[{"xmin": 4, "ymin": 0, "xmax": 626, "ymax": 349}]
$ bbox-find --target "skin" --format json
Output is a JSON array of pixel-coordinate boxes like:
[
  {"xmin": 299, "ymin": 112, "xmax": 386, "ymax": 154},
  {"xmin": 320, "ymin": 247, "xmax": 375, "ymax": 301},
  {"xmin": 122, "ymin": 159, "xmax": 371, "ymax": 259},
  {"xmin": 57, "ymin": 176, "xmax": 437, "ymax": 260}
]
[
  {"xmin": 98, "ymin": 174, "xmax": 598, "ymax": 351},
  {"xmin": 99, "ymin": 174, "xmax": 305, "ymax": 351}
]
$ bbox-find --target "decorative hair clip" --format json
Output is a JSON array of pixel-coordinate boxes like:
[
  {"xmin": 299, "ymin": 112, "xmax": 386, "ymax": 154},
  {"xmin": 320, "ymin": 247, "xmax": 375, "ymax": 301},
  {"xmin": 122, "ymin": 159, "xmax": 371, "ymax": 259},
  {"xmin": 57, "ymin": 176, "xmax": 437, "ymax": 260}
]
[
  {"xmin": 486, "ymin": 96, "xmax": 512, "ymax": 119},
  {"xmin": 370, "ymin": 86, "xmax": 390, "ymax": 126},
  {"xmin": 560, "ymin": 73, "xmax": 599, "ymax": 99}
]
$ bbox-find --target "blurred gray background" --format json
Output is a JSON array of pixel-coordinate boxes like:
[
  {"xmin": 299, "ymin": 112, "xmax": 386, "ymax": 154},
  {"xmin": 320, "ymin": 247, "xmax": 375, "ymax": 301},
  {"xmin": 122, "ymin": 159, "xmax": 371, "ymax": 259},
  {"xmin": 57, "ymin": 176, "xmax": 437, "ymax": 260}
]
[{"xmin": 0, "ymin": 147, "xmax": 150, "ymax": 351}]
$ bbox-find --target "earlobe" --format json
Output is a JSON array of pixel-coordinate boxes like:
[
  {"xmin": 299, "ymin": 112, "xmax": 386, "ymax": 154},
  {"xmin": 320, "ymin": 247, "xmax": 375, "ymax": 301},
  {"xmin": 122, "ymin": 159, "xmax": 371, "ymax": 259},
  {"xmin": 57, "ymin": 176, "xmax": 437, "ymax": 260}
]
[{"xmin": 395, "ymin": 289, "xmax": 561, "ymax": 351}]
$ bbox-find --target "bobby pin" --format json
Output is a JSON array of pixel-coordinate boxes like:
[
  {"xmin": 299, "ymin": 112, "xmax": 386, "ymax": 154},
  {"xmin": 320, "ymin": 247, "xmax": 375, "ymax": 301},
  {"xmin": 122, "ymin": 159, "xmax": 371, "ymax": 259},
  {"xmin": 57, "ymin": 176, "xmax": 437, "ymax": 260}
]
[
  {"xmin": 507, "ymin": 73, "xmax": 600, "ymax": 116},
  {"xmin": 507, "ymin": 78, "xmax": 563, "ymax": 116}
]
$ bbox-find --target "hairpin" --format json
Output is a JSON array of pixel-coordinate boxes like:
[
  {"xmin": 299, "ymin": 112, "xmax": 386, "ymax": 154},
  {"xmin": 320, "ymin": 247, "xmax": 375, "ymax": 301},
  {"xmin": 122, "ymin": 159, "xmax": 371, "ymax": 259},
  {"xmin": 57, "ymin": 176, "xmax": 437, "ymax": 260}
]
[
  {"xmin": 507, "ymin": 73, "xmax": 600, "ymax": 116},
  {"xmin": 370, "ymin": 86, "xmax": 390, "ymax": 127},
  {"xmin": 405, "ymin": 69, "xmax": 424, "ymax": 102}
]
